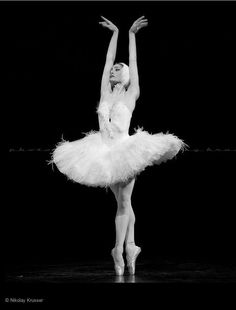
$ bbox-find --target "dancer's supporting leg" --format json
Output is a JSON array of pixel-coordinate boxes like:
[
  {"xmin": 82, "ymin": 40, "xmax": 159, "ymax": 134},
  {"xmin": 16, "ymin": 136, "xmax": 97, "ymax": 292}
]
[{"xmin": 110, "ymin": 178, "xmax": 135, "ymax": 267}]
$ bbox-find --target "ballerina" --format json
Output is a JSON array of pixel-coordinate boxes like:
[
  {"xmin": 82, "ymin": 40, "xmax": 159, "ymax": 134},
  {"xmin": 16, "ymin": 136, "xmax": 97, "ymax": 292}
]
[{"xmin": 49, "ymin": 16, "xmax": 187, "ymax": 276}]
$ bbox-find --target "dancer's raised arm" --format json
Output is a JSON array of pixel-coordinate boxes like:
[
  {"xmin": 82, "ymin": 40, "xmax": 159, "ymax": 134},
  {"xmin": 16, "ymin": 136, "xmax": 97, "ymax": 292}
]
[
  {"xmin": 99, "ymin": 16, "xmax": 119, "ymax": 94},
  {"xmin": 128, "ymin": 16, "xmax": 148, "ymax": 99}
]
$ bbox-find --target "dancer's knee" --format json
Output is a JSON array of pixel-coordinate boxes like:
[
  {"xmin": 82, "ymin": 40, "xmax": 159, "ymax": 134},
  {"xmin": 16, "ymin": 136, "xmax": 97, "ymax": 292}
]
[
  {"xmin": 118, "ymin": 192, "xmax": 131, "ymax": 209},
  {"xmin": 116, "ymin": 198, "xmax": 130, "ymax": 216}
]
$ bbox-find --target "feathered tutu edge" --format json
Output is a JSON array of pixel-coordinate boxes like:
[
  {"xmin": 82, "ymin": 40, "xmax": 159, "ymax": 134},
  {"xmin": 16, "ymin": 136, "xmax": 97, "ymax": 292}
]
[{"xmin": 47, "ymin": 127, "xmax": 188, "ymax": 188}]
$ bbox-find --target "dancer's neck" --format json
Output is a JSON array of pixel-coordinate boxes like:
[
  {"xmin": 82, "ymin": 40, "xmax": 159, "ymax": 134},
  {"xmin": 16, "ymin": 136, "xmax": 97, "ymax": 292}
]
[{"xmin": 112, "ymin": 83, "xmax": 126, "ymax": 94}]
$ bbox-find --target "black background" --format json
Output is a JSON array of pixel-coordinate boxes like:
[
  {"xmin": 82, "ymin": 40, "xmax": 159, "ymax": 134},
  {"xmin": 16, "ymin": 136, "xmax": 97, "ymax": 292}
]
[{"xmin": 5, "ymin": 1, "xmax": 236, "ymax": 269}]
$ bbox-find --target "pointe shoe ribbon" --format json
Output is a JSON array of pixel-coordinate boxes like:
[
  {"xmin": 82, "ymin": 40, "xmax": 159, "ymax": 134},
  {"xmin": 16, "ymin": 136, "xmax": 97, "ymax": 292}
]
[
  {"xmin": 111, "ymin": 248, "xmax": 125, "ymax": 276},
  {"xmin": 126, "ymin": 246, "xmax": 141, "ymax": 275}
]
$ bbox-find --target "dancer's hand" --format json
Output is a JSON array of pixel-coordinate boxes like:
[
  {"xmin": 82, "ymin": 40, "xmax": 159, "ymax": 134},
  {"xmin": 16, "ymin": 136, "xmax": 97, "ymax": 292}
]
[
  {"xmin": 129, "ymin": 16, "xmax": 148, "ymax": 34},
  {"xmin": 99, "ymin": 16, "xmax": 118, "ymax": 32}
]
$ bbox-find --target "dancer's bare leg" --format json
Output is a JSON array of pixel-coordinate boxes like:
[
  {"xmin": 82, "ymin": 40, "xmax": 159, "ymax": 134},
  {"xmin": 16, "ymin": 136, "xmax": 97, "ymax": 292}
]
[
  {"xmin": 110, "ymin": 183, "xmax": 119, "ymax": 202},
  {"xmin": 125, "ymin": 204, "xmax": 136, "ymax": 246},
  {"xmin": 123, "ymin": 180, "xmax": 140, "ymax": 258},
  {"xmin": 110, "ymin": 178, "xmax": 135, "ymax": 266}
]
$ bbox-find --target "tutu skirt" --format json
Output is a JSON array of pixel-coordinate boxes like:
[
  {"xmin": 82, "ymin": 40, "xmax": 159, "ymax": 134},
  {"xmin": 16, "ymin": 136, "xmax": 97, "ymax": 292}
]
[{"xmin": 49, "ymin": 128, "xmax": 187, "ymax": 187}]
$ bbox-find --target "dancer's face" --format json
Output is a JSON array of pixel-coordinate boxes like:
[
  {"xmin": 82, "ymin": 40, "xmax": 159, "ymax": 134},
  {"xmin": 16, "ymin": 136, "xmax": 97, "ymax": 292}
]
[{"xmin": 110, "ymin": 64, "xmax": 123, "ymax": 83}]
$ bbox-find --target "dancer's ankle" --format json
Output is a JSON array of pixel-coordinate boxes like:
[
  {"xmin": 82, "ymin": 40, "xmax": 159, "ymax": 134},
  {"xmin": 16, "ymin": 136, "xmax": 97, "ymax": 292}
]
[
  {"xmin": 114, "ymin": 244, "xmax": 123, "ymax": 253},
  {"xmin": 125, "ymin": 241, "xmax": 135, "ymax": 249}
]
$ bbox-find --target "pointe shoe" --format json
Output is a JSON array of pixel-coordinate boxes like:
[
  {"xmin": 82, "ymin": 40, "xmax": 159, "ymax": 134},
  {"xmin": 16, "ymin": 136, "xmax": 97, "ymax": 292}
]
[
  {"xmin": 126, "ymin": 246, "xmax": 141, "ymax": 275},
  {"xmin": 111, "ymin": 248, "xmax": 125, "ymax": 276}
]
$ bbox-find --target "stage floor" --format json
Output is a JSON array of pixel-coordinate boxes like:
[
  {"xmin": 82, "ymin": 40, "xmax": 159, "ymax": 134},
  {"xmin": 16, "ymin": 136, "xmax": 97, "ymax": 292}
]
[{"xmin": 5, "ymin": 257, "xmax": 236, "ymax": 284}]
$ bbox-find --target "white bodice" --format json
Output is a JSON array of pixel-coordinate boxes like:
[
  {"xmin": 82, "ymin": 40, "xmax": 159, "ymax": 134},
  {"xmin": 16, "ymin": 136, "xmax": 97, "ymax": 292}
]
[{"xmin": 97, "ymin": 101, "xmax": 132, "ymax": 140}]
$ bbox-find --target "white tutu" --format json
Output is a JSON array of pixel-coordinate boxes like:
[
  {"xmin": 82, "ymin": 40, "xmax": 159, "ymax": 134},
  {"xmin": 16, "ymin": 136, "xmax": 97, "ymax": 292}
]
[
  {"xmin": 49, "ymin": 101, "xmax": 187, "ymax": 187},
  {"xmin": 49, "ymin": 127, "xmax": 186, "ymax": 188}
]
